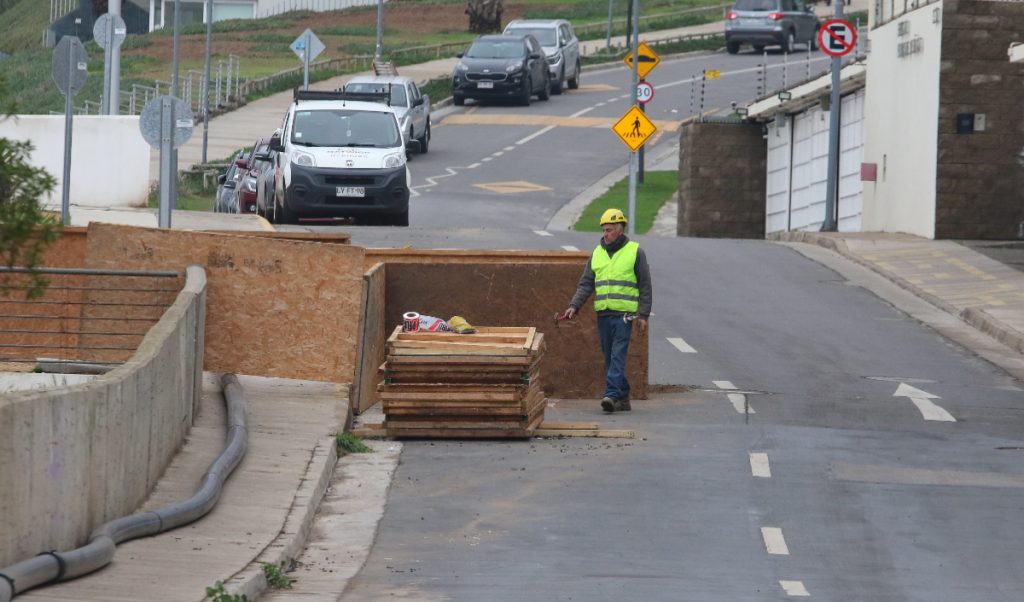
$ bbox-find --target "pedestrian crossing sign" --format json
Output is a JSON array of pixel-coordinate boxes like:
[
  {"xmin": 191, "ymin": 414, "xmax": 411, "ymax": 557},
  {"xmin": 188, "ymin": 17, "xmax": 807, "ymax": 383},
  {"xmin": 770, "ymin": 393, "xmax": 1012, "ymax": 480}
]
[{"xmin": 612, "ymin": 105, "xmax": 657, "ymax": 152}]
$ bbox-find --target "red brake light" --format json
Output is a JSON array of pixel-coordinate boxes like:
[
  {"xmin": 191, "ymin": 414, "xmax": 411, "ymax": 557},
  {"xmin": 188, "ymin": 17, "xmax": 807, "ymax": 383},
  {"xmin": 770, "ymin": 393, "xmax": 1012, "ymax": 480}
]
[
  {"xmin": 728, "ymin": 10, "xmax": 739, "ymax": 19},
  {"xmin": 768, "ymin": 11, "xmax": 784, "ymax": 20}
]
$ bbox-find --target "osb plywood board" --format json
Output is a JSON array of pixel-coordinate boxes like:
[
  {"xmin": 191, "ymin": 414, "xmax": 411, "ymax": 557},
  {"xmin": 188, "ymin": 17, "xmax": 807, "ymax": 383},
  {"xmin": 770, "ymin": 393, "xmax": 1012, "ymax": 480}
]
[
  {"xmin": 209, "ymin": 231, "xmax": 351, "ymax": 244},
  {"xmin": 384, "ymin": 262, "xmax": 647, "ymax": 400},
  {"xmin": 42, "ymin": 227, "xmax": 88, "ymax": 268},
  {"xmin": 83, "ymin": 223, "xmax": 366, "ymax": 381},
  {"xmin": 365, "ymin": 248, "xmax": 589, "ymax": 270},
  {"xmin": 354, "ymin": 262, "xmax": 386, "ymax": 414}
]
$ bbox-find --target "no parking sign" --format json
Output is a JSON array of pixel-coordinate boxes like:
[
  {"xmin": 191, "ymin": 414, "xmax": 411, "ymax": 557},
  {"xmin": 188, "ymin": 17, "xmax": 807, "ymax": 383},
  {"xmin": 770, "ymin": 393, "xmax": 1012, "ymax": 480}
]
[{"xmin": 818, "ymin": 18, "xmax": 857, "ymax": 57}]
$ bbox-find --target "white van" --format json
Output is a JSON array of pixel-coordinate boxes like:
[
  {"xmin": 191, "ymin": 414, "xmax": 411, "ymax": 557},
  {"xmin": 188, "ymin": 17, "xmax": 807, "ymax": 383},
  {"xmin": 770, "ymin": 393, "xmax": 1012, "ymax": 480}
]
[{"xmin": 269, "ymin": 89, "xmax": 420, "ymax": 226}]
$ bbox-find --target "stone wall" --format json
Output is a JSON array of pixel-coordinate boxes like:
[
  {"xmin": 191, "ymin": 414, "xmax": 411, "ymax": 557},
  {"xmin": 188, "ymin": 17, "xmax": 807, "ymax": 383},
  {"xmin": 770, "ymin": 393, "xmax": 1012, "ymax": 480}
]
[
  {"xmin": 936, "ymin": 0, "xmax": 1024, "ymax": 239},
  {"xmin": 678, "ymin": 122, "xmax": 767, "ymax": 238}
]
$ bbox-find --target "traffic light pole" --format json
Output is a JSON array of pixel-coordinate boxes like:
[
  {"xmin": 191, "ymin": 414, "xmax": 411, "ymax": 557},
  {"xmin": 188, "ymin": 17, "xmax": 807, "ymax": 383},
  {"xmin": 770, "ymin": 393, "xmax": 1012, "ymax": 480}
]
[{"xmin": 627, "ymin": 0, "xmax": 639, "ymax": 236}]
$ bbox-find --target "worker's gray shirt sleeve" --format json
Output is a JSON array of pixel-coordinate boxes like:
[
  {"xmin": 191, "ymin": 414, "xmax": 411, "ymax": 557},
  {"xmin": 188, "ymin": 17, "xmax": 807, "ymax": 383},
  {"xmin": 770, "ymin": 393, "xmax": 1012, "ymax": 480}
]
[
  {"xmin": 569, "ymin": 261, "xmax": 595, "ymax": 310},
  {"xmin": 635, "ymin": 248, "xmax": 653, "ymax": 318}
]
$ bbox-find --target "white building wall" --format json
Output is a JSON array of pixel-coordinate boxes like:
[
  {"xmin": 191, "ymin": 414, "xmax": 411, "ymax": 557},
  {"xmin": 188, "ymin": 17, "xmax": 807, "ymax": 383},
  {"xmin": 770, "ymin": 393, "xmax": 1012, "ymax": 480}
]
[
  {"xmin": 0, "ymin": 116, "xmax": 151, "ymax": 208},
  {"xmin": 765, "ymin": 116, "xmax": 792, "ymax": 233},
  {"xmin": 838, "ymin": 90, "xmax": 865, "ymax": 232},
  {"xmin": 861, "ymin": 1, "xmax": 942, "ymax": 238}
]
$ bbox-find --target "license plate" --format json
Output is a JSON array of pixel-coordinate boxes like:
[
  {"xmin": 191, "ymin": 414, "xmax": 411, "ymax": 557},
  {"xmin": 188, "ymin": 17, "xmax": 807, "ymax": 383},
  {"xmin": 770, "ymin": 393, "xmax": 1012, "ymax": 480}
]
[
  {"xmin": 478, "ymin": 81, "xmax": 494, "ymax": 89},
  {"xmin": 336, "ymin": 186, "xmax": 365, "ymax": 198}
]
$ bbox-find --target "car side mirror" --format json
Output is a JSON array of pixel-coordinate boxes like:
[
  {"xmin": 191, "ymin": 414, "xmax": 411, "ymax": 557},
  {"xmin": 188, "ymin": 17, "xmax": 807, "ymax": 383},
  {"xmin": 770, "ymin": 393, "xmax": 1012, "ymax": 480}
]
[
  {"xmin": 224, "ymin": 180, "xmax": 237, "ymax": 189},
  {"xmin": 405, "ymin": 139, "xmax": 422, "ymax": 154},
  {"xmin": 412, "ymin": 96, "xmax": 424, "ymax": 107},
  {"xmin": 456, "ymin": 52, "xmax": 464, "ymax": 58},
  {"xmin": 529, "ymin": 52, "xmax": 541, "ymax": 60},
  {"xmin": 560, "ymin": 39, "xmax": 566, "ymax": 47},
  {"xmin": 235, "ymin": 158, "xmax": 248, "ymax": 168},
  {"xmin": 254, "ymin": 152, "xmax": 270, "ymax": 161},
  {"xmin": 217, "ymin": 174, "xmax": 226, "ymax": 185},
  {"xmin": 270, "ymin": 134, "xmax": 284, "ymax": 152}
]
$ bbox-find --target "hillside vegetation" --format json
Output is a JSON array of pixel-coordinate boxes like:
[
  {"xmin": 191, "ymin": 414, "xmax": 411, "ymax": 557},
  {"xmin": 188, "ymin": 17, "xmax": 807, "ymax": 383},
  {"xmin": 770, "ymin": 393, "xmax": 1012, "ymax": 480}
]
[{"xmin": 0, "ymin": 0, "xmax": 725, "ymax": 114}]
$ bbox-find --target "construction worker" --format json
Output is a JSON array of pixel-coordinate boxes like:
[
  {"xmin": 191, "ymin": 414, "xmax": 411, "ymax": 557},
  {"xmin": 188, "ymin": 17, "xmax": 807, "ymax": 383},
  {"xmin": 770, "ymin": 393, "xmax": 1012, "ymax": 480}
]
[{"xmin": 560, "ymin": 208, "xmax": 652, "ymax": 413}]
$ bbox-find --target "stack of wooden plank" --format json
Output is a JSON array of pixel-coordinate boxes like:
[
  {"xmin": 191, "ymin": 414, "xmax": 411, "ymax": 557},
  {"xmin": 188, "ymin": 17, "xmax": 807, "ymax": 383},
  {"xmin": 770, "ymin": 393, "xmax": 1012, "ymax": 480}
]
[{"xmin": 378, "ymin": 326, "xmax": 546, "ymax": 438}]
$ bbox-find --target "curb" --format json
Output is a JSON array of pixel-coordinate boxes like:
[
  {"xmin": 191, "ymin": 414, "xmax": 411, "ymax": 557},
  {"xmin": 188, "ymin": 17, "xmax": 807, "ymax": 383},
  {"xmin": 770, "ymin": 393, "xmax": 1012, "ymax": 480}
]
[
  {"xmin": 226, "ymin": 435, "xmax": 338, "ymax": 600},
  {"xmin": 771, "ymin": 231, "xmax": 1024, "ymax": 358}
]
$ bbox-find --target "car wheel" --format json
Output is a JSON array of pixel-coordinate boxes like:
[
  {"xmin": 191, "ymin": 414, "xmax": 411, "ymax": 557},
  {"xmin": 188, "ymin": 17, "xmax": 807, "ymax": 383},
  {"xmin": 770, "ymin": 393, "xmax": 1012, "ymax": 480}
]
[
  {"xmin": 417, "ymin": 122, "xmax": 430, "ymax": 154},
  {"xmin": 782, "ymin": 30, "xmax": 795, "ymax": 53},
  {"xmin": 453, "ymin": 95, "xmax": 465, "ymax": 106},
  {"xmin": 387, "ymin": 208, "xmax": 409, "ymax": 227},
  {"xmin": 568, "ymin": 61, "xmax": 580, "ymax": 89},
  {"xmin": 276, "ymin": 194, "xmax": 294, "ymax": 224},
  {"xmin": 727, "ymin": 41, "xmax": 740, "ymax": 54},
  {"xmin": 552, "ymin": 67, "xmax": 564, "ymax": 95},
  {"xmin": 754, "ymin": 44, "xmax": 766, "ymax": 53},
  {"xmin": 538, "ymin": 77, "xmax": 550, "ymax": 101},
  {"xmin": 520, "ymin": 77, "xmax": 532, "ymax": 106}
]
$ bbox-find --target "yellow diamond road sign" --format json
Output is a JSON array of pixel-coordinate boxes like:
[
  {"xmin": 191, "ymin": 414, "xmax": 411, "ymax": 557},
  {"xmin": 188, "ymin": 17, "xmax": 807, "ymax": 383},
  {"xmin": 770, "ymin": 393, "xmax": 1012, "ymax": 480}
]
[
  {"xmin": 623, "ymin": 42, "xmax": 661, "ymax": 80},
  {"xmin": 612, "ymin": 105, "xmax": 657, "ymax": 152}
]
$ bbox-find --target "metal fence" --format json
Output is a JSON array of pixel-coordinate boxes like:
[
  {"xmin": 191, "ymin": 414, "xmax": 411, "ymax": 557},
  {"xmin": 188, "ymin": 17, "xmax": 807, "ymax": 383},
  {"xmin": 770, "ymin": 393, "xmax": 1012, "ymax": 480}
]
[{"xmin": 0, "ymin": 267, "xmax": 182, "ymax": 369}]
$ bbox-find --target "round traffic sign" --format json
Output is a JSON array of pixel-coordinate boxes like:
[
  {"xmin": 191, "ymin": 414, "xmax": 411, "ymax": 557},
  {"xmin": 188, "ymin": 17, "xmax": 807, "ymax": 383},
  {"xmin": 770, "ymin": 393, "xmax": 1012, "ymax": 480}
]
[
  {"xmin": 139, "ymin": 96, "xmax": 194, "ymax": 149},
  {"xmin": 818, "ymin": 19, "xmax": 857, "ymax": 58},
  {"xmin": 93, "ymin": 13, "xmax": 127, "ymax": 50},
  {"xmin": 636, "ymin": 81, "xmax": 654, "ymax": 105}
]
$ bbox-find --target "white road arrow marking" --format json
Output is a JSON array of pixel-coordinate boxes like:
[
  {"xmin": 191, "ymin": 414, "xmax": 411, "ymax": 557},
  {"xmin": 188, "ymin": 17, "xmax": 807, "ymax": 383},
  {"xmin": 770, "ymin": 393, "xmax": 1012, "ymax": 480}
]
[{"xmin": 894, "ymin": 383, "xmax": 956, "ymax": 422}]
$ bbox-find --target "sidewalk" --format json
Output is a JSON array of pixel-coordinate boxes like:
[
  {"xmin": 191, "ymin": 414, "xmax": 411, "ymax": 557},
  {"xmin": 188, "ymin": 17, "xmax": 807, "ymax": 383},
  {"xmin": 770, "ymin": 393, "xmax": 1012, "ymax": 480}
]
[{"xmin": 776, "ymin": 232, "xmax": 1024, "ymax": 360}]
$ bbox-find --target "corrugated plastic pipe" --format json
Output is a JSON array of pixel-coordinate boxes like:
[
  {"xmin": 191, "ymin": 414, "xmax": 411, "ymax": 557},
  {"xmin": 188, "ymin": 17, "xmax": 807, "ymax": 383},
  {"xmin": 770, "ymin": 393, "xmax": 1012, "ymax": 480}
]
[{"xmin": 0, "ymin": 373, "xmax": 248, "ymax": 601}]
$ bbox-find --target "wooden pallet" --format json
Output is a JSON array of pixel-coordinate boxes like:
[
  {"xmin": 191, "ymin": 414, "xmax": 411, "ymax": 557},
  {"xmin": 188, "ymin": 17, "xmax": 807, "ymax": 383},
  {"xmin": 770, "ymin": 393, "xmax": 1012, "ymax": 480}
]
[{"xmin": 379, "ymin": 326, "xmax": 547, "ymax": 439}]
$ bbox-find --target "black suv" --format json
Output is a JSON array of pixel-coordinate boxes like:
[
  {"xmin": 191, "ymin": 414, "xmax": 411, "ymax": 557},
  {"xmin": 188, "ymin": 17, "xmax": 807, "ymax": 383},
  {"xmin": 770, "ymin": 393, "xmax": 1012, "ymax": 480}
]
[
  {"xmin": 725, "ymin": 0, "xmax": 820, "ymax": 54},
  {"xmin": 452, "ymin": 34, "xmax": 550, "ymax": 106}
]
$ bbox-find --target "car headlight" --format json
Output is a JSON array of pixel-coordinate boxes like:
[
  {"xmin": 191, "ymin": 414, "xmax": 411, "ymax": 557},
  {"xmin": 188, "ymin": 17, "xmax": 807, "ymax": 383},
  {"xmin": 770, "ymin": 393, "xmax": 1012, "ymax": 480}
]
[
  {"xmin": 455, "ymin": 61, "xmax": 469, "ymax": 72},
  {"xmin": 506, "ymin": 62, "xmax": 523, "ymax": 73},
  {"xmin": 383, "ymin": 153, "xmax": 405, "ymax": 168},
  {"xmin": 244, "ymin": 179, "xmax": 257, "ymax": 192},
  {"xmin": 547, "ymin": 52, "xmax": 562, "ymax": 65},
  {"xmin": 293, "ymin": 151, "xmax": 315, "ymax": 167}
]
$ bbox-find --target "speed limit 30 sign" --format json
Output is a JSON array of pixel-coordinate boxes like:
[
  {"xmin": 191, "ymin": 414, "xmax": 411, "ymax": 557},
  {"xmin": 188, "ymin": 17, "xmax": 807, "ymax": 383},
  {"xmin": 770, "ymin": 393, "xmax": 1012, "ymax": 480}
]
[
  {"xmin": 818, "ymin": 18, "xmax": 857, "ymax": 57},
  {"xmin": 636, "ymin": 81, "xmax": 654, "ymax": 105}
]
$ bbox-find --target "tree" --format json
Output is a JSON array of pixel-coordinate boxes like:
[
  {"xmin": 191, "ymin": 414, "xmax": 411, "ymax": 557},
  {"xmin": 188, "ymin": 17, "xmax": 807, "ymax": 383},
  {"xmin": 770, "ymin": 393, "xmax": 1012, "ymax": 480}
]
[
  {"xmin": 0, "ymin": 73, "xmax": 60, "ymax": 299},
  {"xmin": 466, "ymin": 0, "xmax": 503, "ymax": 34}
]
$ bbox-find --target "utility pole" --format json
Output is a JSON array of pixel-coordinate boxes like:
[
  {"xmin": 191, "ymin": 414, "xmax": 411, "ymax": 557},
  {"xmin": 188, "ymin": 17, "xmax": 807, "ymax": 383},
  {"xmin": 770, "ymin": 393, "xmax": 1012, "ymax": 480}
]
[
  {"xmin": 375, "ymin": 0, "xmax": 384, "ymax": 59},
  {"xmin": 606, "ymin": 0, "xmax": 614, "ymax": 53},
  {"xmin": 109, "ymin": 0, "xmax": 121, "ymax": 114},
  {"xmin": 170, "ymin": 0, "xmax": 181, "ymax": 216}
]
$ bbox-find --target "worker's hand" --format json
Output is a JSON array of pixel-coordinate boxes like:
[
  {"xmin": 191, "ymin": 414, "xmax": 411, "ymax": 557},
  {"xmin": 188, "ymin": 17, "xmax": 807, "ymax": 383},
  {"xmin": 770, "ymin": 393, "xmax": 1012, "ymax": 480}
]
[
  {"xmin": 561, "ymin": 307, "xmax": 577, "ymax": 321},
  {"xmin": 636, "ymin": 318, "xmax": 648, "ymax": 334}
]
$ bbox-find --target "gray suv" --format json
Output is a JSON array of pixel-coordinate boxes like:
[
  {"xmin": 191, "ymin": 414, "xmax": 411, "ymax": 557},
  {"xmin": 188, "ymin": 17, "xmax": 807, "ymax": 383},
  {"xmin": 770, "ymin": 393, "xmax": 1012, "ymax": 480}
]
[
  {"xmin": 503, "ymin": 19, "xmax": 580, "ymax": 95},
  {"xmin": 725, "ymin": 0, "xmax": 820, "ymax": 54}
]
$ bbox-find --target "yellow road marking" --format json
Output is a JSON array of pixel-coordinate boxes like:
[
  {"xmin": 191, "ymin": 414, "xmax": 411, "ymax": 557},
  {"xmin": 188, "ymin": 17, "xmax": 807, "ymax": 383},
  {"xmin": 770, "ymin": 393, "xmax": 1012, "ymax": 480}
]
[
  {"xmin": 257, "ymin": 216, "xmax": 275, "ymax": 231},
  {"xmin": 443, "ymin": 113, "xmax": 682, "ymax": 132},
  {"xmin": 576, "ymin": 83, "xmax": 619, "ymax": 91},
  {"xmin": 473, "ymin": 180, "xmax": 553, "ymax": 194}
]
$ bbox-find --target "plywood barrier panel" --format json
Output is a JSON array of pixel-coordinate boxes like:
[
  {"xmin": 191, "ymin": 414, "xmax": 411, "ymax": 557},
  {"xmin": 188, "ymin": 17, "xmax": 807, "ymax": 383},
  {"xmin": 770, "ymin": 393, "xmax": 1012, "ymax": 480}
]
[
  {"xmin": 384, "ymin": 262, "xmax": 647, "ymax": 400},
  {"xmin": 41, "ymin": 227, "xmax": 88, "ymax": 268},
  {"xmin": 365, "ymin": 249, "xmax": 589, "ymax": 270},
  {"xmin": 354, "ymin": 262, "xmax": 386, "ymax": 414},
  {"xmin": 83, "ymin": 223, "xmax": 366, "ymax": 382}
]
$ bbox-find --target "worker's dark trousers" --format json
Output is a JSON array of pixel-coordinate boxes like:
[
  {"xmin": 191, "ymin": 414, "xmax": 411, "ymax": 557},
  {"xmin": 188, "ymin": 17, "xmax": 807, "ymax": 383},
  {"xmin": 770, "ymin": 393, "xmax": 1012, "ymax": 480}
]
[{"xmin": 598, "ymin": 314, "xmax": 633, "ymax": 400}]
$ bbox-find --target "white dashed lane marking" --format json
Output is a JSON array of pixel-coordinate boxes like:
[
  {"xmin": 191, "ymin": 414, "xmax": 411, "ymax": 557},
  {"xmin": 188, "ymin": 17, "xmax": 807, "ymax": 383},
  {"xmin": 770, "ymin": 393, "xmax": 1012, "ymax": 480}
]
[
  {"xmin": 561, "ymin": 245, "xmax": 579, "ymax": 252},
  {"xmin": 467, "ymin": 162, "xmax": 481, "ymax": 169},
  {"xmin": 749, "ymin": 452, "xmax": 771, "ymax": 478},
  {"xmin": 780, "ymin": 581, "xmax": 810, "ymax": 597},
  {"xmin": 713, "ymin": 380, "xmax": 736, "ymax": 390},
  {"xmin": 667, "ymin": 337, "xmax": 696, "ymax": 354},
  {"xmin": 533, "ymin": 230, "xmax": 553, "ymax": 237},
  {"xmin": 761, "ymin": 527, "xmax": 790, "ymax": 555},
  {"xmin": 727, "ymin": 393, "xmax": 754, "ymax": 414},
  {"xmin": 516, "ymin": 125, "xmax": 556, "ymax": 145}
]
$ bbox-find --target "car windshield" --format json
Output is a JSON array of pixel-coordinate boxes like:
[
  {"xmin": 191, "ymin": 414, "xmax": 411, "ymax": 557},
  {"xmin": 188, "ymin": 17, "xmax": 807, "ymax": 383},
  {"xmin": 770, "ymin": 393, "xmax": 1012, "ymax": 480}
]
[
  {"xmin": 734, "ymin": 0, "xmax": 777, "ymax": 10},
  {"xmin": 291, "ymin": 109, "xmax": 401, "ymax": 148},
  {"xmin": 345, "ymin": 82, "xmax": 409, "ymax": 108},
  {"xmin": 506, "ymin": 27, "xmax": 557, "ymax": 46},
  {"xmin": 466, "ymin": 39, "xmax": 525, "ymax": 59}
]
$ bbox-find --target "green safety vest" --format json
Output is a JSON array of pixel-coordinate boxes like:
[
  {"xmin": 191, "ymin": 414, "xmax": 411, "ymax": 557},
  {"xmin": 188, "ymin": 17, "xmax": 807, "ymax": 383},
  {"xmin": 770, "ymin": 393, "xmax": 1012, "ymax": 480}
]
[{"xmin": 591, "ymin": 241, "xmax": 640, "ymax": 313}]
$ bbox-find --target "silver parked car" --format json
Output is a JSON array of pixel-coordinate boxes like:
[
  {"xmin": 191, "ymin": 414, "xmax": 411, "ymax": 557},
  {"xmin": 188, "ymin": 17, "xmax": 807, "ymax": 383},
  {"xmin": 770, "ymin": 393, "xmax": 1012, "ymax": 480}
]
[
  {"xmin": 725, "ymin": 0, "xmax": 820, "ymax": 54},
  {"xmin": 503, "ymin": 18, "xmax": 581, "ymax": 95},
  {"xmin": 345, "ymin": 75, "xmax": 431, "ymax": 153}
]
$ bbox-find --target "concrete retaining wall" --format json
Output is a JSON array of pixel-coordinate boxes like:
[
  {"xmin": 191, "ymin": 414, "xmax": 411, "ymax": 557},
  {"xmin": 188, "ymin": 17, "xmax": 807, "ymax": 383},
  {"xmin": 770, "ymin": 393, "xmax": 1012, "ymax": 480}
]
[{"xmin": 0, "ymin": 266, "xmax": 207, "ymax": 567}]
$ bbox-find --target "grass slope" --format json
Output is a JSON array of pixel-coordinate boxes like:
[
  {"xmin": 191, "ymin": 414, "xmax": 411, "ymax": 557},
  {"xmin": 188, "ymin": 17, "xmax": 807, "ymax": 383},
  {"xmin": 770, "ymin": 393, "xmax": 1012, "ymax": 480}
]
[
  {"xmin": 0, "ymin": 0, "xmax": 48, "ymax": 54},
  {"xmin": 575, "ymin": 171, "xmax": 679, "ymax": 234}
]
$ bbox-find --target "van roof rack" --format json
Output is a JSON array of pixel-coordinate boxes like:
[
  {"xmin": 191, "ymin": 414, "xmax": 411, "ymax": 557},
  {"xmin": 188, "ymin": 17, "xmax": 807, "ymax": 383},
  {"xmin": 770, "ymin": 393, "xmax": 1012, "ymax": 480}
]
[{"xmin": 292, "ymin": 88, "xmax": 391, "ymax": 105}]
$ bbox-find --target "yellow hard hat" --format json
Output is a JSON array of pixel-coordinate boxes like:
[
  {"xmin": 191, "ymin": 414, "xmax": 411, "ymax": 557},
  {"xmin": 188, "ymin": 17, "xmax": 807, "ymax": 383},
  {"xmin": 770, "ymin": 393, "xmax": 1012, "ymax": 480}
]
[{"xmin": 599, "ymin": 208, "xmax": 628, "ymax": 225}]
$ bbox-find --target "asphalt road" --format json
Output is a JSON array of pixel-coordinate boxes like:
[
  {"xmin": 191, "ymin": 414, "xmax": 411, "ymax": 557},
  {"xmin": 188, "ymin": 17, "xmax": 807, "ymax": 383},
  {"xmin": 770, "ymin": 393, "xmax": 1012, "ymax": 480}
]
[{"xmin": 274, "ymin": 51, "xmax": 1024, "ymax": 600}]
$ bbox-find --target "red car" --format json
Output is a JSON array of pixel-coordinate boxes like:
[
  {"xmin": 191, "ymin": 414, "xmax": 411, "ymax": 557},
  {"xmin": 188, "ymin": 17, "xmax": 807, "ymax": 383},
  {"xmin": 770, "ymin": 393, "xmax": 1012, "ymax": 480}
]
[{"xmin": 232, "ymin": 138, "xmax": 272, "ymax": 214}]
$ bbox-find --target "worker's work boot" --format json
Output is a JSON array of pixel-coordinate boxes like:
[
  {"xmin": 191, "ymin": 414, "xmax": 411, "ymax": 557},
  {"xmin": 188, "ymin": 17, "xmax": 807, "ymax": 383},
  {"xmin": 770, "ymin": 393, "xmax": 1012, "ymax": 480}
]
[
  {"xmin": 613, "ymin": 398, "xmax": 632, "ymax": 412},
  {"xmin": 600, "ymin": 396, "xmax": 616, "ymax": 412}
]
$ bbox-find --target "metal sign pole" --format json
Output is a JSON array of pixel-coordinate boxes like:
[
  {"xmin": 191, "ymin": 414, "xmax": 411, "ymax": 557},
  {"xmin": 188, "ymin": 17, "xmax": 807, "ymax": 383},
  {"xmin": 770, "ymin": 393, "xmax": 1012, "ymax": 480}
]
[
  {"xmin": 202, "ymin": 0, "xmax": 212, "ymax": 164},
  {"xmin": 61, "ymin": 42, "xmax": 75, "ymax": 226},
  {"xmin": 606, "ymin": 0, "xmax": 614, "ymax": 53},
  {"xmin": 822, "ymin": 0, "xmax": 845, "ymax": 231},
  {"xmin": 101, "ymin": 17, "xmax": 113, "ymax": 113},
  {"xmin": 304, "ymin": 30, "xmax": 311, "ymax": 90},
  {"xmin": 110, "ymin": 0, "xmax": 121, "ymax": 114},
  {"xmin": 170, "ymin": 0, "xmax": 181, "ymax": 214},
  {"xmin": 159, "ymin": 97, "xmax": 173, "ymax": 229},
  {"xmin": 375, "ymin": 0, "xmax": 384, "ymax": 59},
  {"xmin": 627, "ymin": 0, "xmax": 639, "ymax": 236}
]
